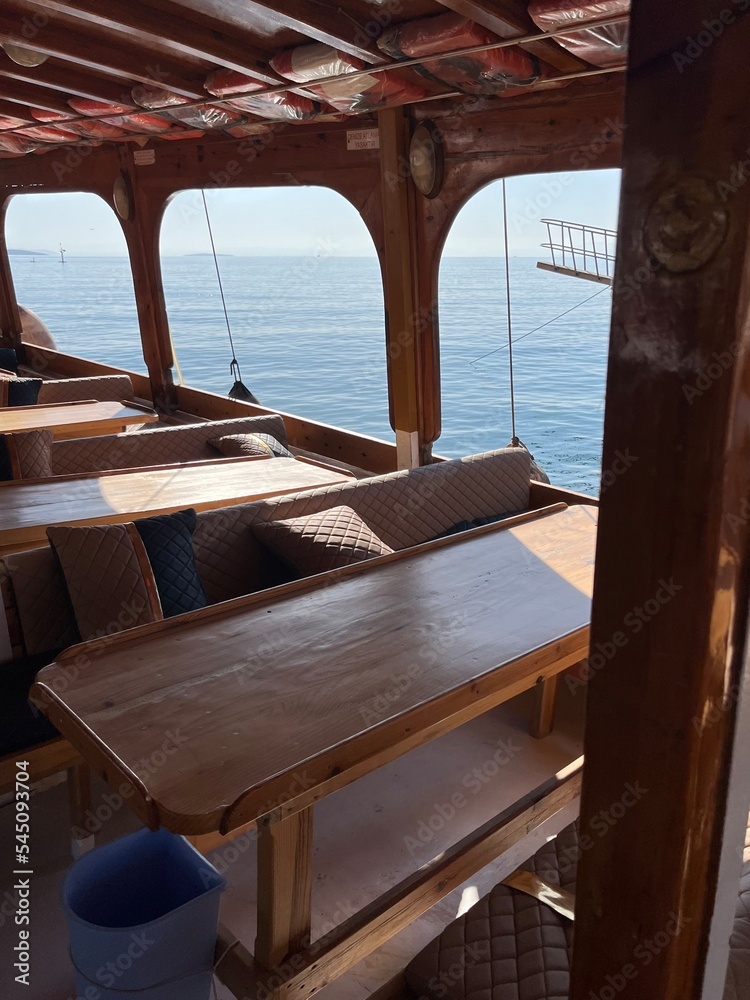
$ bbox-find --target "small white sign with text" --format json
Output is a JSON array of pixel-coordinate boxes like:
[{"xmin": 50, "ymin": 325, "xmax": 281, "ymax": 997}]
[{"xmin": 346, "ymin": 128, "xmax": 380, "ymax": 151}]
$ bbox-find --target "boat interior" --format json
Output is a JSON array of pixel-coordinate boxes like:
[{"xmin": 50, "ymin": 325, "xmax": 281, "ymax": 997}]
[{"xmin": 0, "ymin": 2, "xmax": 748, "ymax": 999}]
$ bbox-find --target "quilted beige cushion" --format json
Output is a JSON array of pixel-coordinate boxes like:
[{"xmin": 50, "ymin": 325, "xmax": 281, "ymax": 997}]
[
  {"xmin": 406, "ymin": 822, "xmax": 579, "ymax": 1000},
  {"xmin": 4, "ymin": 547, "xmax": 78, "ymax": 656},
  {"xmin": 47, "ymin": 524, "xmax": 161, "ymax": 641},
  {"xmin": 37, "ymin": 374, "xmax": 134, "ymax": 405},
  {"xmin": 51, "ymin": 413, "xmax": 289, "ymax": 476},
  {"xmin": 209, "ymin": 433, "xmax": 274, "ymax": 458},
  {"xmin": 252, "ymin": 505, "xmax": 393, "ymax": 576},
  {"xmin": 13, "ymin": 430, "xmax": 53, "ymax": 479},
  {"xmin": 2, "ymin": 448, "xmax": 530, "ymax": 656},
  {"xmin": 246, "ymin": 448, "xmax": 531, "ymax": 550},
  {"xmin": 724, "ymin": 862, "xmax": 750, "ymax": 1000}
]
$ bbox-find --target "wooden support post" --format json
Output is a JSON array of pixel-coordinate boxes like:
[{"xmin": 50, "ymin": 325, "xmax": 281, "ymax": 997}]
[
  {"xmin": 571, "ymin": 4, "xmax": 750, "ymax": 998},
  {"xmin": 255, "ymin": 806, "xmax": 314, "ymax": 971},
  {"xmin": 0, "ymin": 199, "xmax": 23, "ymax": 352},
  {"xmin": 531, "ymin": 673, "xmax": 559, "ymax": 739},
  {"xmin": 117, "ymin": 150, "xmax": 176, "ymax": 412},
  {"xmin": 378, "ymin": 107, "xmax": 439, "ymax": 468}
]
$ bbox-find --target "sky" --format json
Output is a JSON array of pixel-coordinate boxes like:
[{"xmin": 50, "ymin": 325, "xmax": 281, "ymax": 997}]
[{"xmin": 4, "ymin": 168, "xmax": 621, "ymax": 257}]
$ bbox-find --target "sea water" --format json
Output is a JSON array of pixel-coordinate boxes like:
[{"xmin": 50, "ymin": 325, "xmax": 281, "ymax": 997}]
[{"xmin": 9, "ymin": 254, "xmax": 612, "ymax": 494}]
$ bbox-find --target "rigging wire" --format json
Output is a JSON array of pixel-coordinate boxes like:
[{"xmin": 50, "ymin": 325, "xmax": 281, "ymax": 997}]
[
  {"xmin": 501, "ymin": 177, "xmax": 518, "ymax": 446},
  {"xmin": 201, "ymin": 189, "xmax": 259, "ymax": 402},
  {"xmin": 201, "ymin": 189, "xmax": 239, "ymax": 371},
  {"xmin": 470, "ymin": 282, "xmax": 610, "ymax": 367}
]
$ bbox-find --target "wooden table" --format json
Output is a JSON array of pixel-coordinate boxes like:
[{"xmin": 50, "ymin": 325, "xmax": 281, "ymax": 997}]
[
  {"xmin": 0, "ymin": 400, "xmax": 158, "ymax": 440},
  {"xmin": 0, "ymin": 457, "xmax": 351, "ymax": 554},
  {"xmin": 33, "ymin": 504, "xmax": 596, "ymax": 999}
]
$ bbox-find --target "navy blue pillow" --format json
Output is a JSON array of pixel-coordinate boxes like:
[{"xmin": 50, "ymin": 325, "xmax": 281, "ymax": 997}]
[
  {"xmin": 8, "ymin": 378, "xmax": 41, "ymax": 407},
  {"xmin": 0, "ymin": 348, "xmax": 19, "ymax": 375},
  {"xmin": 134, "ymin": 508, "xmax": 208, "ymax": 618},
  {"xmin": 0, "ymin": 436, "xmax": 12, "ymax": 481}
]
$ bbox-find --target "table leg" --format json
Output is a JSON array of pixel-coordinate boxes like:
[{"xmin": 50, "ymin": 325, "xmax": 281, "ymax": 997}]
[
  {"xmin": 531, "ymin": 674, "xmax": 559, "ymax": 739},
  {"xmin": 68, "ymin": 764, "xmax": 94, "ymax": 859},
  {"xmin": 255, "ymin": 806, "xmax": 314, "ymax": 971}
]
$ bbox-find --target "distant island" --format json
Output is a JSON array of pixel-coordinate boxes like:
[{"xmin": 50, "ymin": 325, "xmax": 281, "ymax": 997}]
[
  {"xmin": 185, "ymin": 252, "xmax": 235, "ymax": 257},
  {"xmin": 9, "ymin": 249, "xmax": 50, "ymax": 256}
]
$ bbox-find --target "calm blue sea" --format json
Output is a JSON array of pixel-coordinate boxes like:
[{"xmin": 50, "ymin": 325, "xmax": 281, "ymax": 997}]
[{"xmin": 8, "ymin": 254, "xmax": 612, "ymax": 494}]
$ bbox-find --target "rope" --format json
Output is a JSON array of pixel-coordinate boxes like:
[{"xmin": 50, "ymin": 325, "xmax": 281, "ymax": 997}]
[
  {"xmin": 201, "ymin": 189, "xmax": 243, "ymax": 384},
  {"xmin": 501, "ymin": 178, "xmax": 518, "ymax": 446},
  {"xmin": 470, "ymin": 283, "xmax": 610, "ymax": 367}
]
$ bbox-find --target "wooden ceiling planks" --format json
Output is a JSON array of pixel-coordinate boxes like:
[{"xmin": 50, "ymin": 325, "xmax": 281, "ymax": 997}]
[
  {"xmin": 0, "ymin": 76, "xmax": 75, "ymax": 116},
  {"xmin": 434, "ymin": 0, "xmax": 590, "ymax": 72},
  {"xmin": 37, "ymin": 0, "xmax": 285, "ymax": 85},
  {"xmin": 0, "ymin": 57, "xmax": 139, "ymax": 106},
  {"xmin": 0, "ymin": 0, "xmax": 622, "ymax": 146},
  {"xmin": 0, "ymin": 98, "xmax": 34, "ymax": 123},
  {"xmin": 0, "ymin": 1, "xmax": 209, "ymax": 98},
  {"xmin": 220, "ymin": 0, "xmax": 388, "ymax": 62}
]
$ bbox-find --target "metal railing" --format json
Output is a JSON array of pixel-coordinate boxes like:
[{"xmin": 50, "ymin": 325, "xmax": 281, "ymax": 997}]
[{"xmin": 539, "ymin": 219, "xmax": 617, "ymax": 283}]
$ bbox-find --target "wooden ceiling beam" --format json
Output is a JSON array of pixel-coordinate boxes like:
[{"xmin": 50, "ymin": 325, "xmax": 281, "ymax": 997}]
[
  {"xmin": 0, "ymin": 78, "xmax": 74, "ymax": 116},
  {"xmin": 0, "ymin": 99, "xmax": 34, "ymax": 123},
  {"xmin": 434, "ymin": 0, "xmax": 590, "ymax": 72},
  {"xmin": 0, "ymin": 58, "xmax": 135, "ymax": 106},
  {"xmin": 236, "ymin": 1, "xmax": 387, "ymax": 63},
  {"xmin": 35, "ymin": 0, "xmax": 286, "ymax": 85},
  {"xmin": 0, "ymin": 3, "xmax": 207, "ymax": 98}
]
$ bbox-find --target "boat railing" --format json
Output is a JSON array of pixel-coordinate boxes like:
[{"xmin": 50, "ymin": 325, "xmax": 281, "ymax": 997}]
[{"xmin": 538, "ymin": 219, "xmax": 617, "ymax": 285}]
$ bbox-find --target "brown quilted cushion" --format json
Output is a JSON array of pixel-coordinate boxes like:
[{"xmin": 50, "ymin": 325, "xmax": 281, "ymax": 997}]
[
  {"xmin": 37, "ymin": 374, "xmax": 134, "ymax": 405},
  {"xmin": 5, "ymin": 547, "xmax": 79, "ymax": 656},
  {"xmin": 51, "ymin": 413, "xmax": 289, "ymax": 476},
  {"xmin": 47, "ymin": 523, "xmax": 161, "ymax": 641},
  {"xmin": 209, "ymin": 433, "xmax": 274, "ymax": 458},
  {"xmin": 406, "ymin": 821, "xmax": 579, "ymax": 1000},
  {"xmin": 14, "ymin": 430, "xmax": 53, "ymax": 479},
  {"xmin": 252, "ymin": 505, "xmax": 393, "ymax": 576}
]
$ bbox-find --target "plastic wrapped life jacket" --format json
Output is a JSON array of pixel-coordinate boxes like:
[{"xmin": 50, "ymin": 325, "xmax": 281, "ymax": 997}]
[
  {"xmin": 528, "ymin": 0, "xmax": 629, "ymax": 68},
  {"xmin": 30, "ymin": 108, "xmax": 130, "ymax": 140},
  {"xmin": 206, "ymin": 70, "xmax": 323, "ymax": 122},
  {"xmin": 271, "ymin": 43, "xmax": 428, "ymax": 114},
  {"xmin": 225, "ymin": 122, "xmax": 276, "ymax": 139},
  {"xmin": 0, "ymin": 132, "xmax": 38, "ymax": 155},
  {"xmin": 68, "ymin": 98, "xmax": 133, "ymax": 117},
  {"xmin": 18, "ymin": 125, "xmax": 81, "ymax": 144},
  {"xmin": 0, "ymin": 116, "xmax": 30, "ymax": 131},
  {"xmin": 377, "ymin": 13, "xmax": 539, "ymax": 95},
  {"xmin": 131, "ymin": 86, "xmax": 245, "ymax": 130}
]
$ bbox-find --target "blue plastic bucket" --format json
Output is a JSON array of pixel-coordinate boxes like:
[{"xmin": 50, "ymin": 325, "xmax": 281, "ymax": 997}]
[
  {"xmin": 72, "ymin": 967, "xmax": 213, "ymax": 1000},
  {"xmin": 63, "ymin": 828, "xmax": 226, "ymax": 993}
]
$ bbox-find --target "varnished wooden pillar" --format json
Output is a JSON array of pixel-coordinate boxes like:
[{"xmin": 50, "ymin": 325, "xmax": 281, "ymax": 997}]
[
  {"xmin": 571, "ymin": 3, "xmax": 750, "ymax": 998},
  {"xmin": 117, "ymin": 149, "xmax": 176, "ymax": 412},
  {"xmin": 378, "ymin": 107, "xmax": 440, "ymax": 468},
  {"xmin": 0, "ymin": 198, "xmax": 23, "ymax": 352}
]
